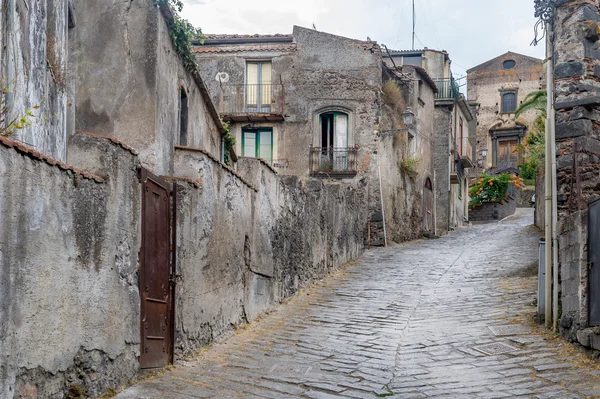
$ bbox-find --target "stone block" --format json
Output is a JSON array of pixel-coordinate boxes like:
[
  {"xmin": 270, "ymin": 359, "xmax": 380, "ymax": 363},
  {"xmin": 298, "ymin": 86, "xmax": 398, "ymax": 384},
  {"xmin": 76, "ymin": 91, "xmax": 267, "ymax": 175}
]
[
  {"xmin": 556, "ymin": 119, "xmax": 592, "ymax": 140},
  {"xmin": 555, "ymin": 62, "xmax": 585, "ymax": 79}
]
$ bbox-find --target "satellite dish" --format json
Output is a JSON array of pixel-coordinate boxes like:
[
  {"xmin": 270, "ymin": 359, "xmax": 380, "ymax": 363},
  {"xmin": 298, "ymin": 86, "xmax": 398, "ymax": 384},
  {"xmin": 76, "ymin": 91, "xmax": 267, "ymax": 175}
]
[{"xmin": 215, "ymin": 72, "xmax": 230, "ymax": 83}]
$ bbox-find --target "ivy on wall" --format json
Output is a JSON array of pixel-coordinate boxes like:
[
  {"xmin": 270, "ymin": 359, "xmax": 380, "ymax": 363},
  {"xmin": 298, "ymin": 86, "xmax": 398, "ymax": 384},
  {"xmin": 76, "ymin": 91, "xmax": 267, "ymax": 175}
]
[{"xmin": 154, "ymin": 0, "xmax": 204, "ymax": 74}]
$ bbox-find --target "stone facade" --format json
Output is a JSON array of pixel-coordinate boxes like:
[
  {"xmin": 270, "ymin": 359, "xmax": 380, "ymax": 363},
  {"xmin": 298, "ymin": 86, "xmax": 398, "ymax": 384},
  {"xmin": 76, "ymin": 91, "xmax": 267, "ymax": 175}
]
[
  {"xmin": 467, "ymin": 52, "xmax": 545, "ymax": 175},
  {"xmin": 195, "ymin": 27, "xmax": 438, "ymax": 243},
  {"xmin": 0, "ymin": 2, "xmax": 386, "ymax": 398},
  {"xmin": 385, "ymin": 47, "xmax": 475, "ymax": 233},
  {"xmin": 468, "ymin": 198, "xmax": 517, "ymax": 222},
  {"xmin": 550, "ymin": 0, "xmax": 600, "ymax": 349}
]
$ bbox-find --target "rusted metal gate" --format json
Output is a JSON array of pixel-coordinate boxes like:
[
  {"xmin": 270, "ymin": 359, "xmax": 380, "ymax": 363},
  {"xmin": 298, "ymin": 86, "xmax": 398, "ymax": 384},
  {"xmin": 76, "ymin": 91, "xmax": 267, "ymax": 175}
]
[
  {"xmin": 424, "ymin": 178, "xmax": 434, "ymax": 233},
  {"xmin": 589, "ymin": 198, "xmax": 600, "ymax": 326},
  {"xmin": 140, "ymin": 169, "xmax": 177, "ymax": 368}
]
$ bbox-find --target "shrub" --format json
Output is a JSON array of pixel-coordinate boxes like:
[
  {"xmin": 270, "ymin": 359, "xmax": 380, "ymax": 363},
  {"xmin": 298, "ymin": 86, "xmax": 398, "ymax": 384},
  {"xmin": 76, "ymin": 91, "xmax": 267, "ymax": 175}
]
[{"xmin": 468, "ymin": 173, "xmax": 523, "ymax": 208}]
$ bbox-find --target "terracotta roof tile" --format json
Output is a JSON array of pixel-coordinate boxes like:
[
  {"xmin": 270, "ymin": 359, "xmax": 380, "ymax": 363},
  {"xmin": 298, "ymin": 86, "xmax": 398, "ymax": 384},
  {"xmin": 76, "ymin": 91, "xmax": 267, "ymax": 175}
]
[
  {"xmin": 0, "ymin": 135, "xmax": 105, "ymax": 183},
  {"xmin": 76, "ymin": 130, "xmax": 139, "ymax": 155},
  {"xmin": 194, "ymin": 44, "xmax": 297, "ymax": 54},
  {"xmin": 203, "ymin": 33, "xmax": 292, "ymax": 40}
]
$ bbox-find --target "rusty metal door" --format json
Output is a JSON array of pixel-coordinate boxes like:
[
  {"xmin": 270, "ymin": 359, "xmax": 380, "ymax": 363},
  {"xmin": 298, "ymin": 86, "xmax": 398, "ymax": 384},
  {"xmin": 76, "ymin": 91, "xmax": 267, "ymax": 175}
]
[
  {"xmin": 589, "ymin": 198, "xmax": 600, "ymax": 325},
  {"xmin": 140, "ymin": 169, "xmax": 176, "ymax": 368},
  {"xmin": 424, "ymin": 178, "xmax": 434, "ymax": 233}
]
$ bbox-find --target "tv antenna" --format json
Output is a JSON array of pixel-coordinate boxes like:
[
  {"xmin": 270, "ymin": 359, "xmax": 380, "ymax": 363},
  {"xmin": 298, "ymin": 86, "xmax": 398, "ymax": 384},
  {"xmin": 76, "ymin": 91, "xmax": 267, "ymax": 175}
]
[{"xmin": 412, "ymin": 0, "xmax": 416, "ymax": 50}]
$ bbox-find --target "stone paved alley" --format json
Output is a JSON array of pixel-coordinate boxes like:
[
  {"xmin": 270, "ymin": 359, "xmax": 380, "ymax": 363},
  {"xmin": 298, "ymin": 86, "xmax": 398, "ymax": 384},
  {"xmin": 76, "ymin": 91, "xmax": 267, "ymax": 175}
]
[{"xmin": 115, "ymin": 209, "xmax": 600, "ymax": 399}]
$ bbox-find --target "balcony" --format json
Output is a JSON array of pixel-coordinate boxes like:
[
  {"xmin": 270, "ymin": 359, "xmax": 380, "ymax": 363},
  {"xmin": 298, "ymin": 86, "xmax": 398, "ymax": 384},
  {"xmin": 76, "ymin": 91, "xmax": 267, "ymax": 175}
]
[
  {"xmin": 433, "ymin": 78, "xmax": 460, "ymax": 101},
  {"xmin": 459, "ymin": 136, "xmax": 474, "ymax": 168},
  {"xmin": 310, "ymin": 147, "xmax": 358, "ymax": 177},
  {"xmin": 219, "ymin": 83, "xmax": 285, "ymax": 122}
]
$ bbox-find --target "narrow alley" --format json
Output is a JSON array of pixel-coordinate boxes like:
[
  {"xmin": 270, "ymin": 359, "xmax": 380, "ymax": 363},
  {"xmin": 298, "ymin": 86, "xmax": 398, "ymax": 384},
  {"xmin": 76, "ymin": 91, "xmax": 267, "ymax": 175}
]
[{"xmin": 114, "ymin": 210, "xmax": 600, "ymax": 399}]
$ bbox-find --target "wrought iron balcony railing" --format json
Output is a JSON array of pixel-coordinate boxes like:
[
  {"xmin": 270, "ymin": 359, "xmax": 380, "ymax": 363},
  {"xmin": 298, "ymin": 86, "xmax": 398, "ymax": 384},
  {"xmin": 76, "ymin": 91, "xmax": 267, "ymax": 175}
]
[
  {"xmin": 219, "ymin": 83, "xmax": 284, "ymax": 122},
  {"xmin": 310, "ymin": 147, "xmax": 358, "ymax": 175},
  {"xmin": 433, "ymin": 78, "xmax": 460, "ymax": 101}
]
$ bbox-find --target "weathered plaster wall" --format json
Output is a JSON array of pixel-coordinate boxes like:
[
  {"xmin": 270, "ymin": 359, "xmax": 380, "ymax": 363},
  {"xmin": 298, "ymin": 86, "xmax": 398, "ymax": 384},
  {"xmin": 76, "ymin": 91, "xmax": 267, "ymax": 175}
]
[
  {"xmin": 551, "ymin": 0, "xmax": 600, "ymax": 347},
  {"xmin": 171, "ymin": 149, "xmax": 365, "ymax": 356},
  {"xmin": 73, "ymin": 0, "xmax": 222, "ymax": 175},
  {"xmin": 0, "ymin": 134, "xmax": 141, "ymax": 399},
  {"xmin": 467, "ymin": 53, "xmax": 545, "ymax": 171},
  {"xmin": 1, "ymin": 0, "xmax": 70, "ymax": 161}
]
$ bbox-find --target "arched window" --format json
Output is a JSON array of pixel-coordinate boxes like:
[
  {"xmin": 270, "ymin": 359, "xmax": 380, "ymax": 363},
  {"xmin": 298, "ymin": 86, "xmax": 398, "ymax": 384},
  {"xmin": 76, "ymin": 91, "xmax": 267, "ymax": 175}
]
[{"xmin": 501, "ymin": 92, "xmax": 517, "ymax": 113}]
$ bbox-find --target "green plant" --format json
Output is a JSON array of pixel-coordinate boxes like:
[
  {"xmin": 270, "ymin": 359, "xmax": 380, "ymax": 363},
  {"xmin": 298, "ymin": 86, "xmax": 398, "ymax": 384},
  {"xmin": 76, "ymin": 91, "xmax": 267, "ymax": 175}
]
[
  {"xmin": 514, "ymin": 90, "xmax": 546, "ymax": 177},
  {"xmin": 0, "ymin": 83, "xmax": 38, "ymax": 137},
  {"xmin": 154, "ymin": 0, "xmax": 204, "ymax": 73},
  {"xmin": 222, "ymin": 120, "xmax": 235, "ymax": 166},
  {"xmin": 468, "ymin": 173, "xmax": 523, "ymax": 208},
  {"xmin": 67, "ymin": 384, "xmax": 87, "ymax": 399},
  {"xmin": 401, "ymin": 155, "xmax": 421, "ymax": 173}
]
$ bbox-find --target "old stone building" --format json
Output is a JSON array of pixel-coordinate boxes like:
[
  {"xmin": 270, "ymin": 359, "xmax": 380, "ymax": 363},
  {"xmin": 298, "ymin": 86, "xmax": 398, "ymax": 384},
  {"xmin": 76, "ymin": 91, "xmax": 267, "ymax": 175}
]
[
  {"xmin": 546, "ymin": 0, "xmax": 600, "ymax": 353},
  {"xmin": 467, "ymin": 52, "xmax": 545, "ymax": 175},
  {"xmin": 0, "ymin": 2, "xmax": 443, "ymax": 398},
  {"xmin": 195, "ymin": 26, "xmax": 438, "ymax": 242},
  {"xmin": 385, "ymin": 48, "xmax": 475, "ymax": 233}
]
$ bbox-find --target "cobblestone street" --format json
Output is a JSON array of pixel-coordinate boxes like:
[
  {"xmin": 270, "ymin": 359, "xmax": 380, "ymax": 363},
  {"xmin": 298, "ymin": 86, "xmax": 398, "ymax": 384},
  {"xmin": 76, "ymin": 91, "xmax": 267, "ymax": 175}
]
[{"xmin": 115, "ymin": 209, "xmax": 600, "ymax": 398}]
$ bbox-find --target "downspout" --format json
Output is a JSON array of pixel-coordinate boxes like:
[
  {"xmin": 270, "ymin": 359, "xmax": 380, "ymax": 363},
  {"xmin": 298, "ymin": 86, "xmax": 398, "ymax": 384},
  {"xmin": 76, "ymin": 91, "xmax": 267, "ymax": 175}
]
[
  {"xmin": 544, "ymin": 21, "xmax": 554, "ymax": 329},
  {"xmin": 549, "ymin": 22, "xmax": 559, "ymax": 332},
  {"xmin": 378, "ymin": 163, "xmax": 387, "ymax": 247},
  {"xmin": 434, "ymin": 169, "xmax": 437, "ymax": 236}
]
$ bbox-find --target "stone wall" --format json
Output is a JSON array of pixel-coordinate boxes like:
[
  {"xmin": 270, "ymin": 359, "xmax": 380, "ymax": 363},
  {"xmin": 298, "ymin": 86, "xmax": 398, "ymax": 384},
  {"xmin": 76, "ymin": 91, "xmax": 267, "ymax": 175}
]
[
  {"xmin": 468, "ymin": 198, "xmax": 517, "ymax": 222},
  {"xmin": 1, "ymin": 0, "xmax": 71, "ymax": 161},
  {"xmin": 0, "ymin": 134, "xmax": 141, "ymax": 399},
  {"xmin": 0, "ymin": 130, "xmax": 368, "ymax": 398},
  {"xmin": 516, "ymin": 185, "xmax": 535, "ymax": 208},
  {"xmin": 551, "ymin": 0, "xmax": 600, "ymax": 347}
]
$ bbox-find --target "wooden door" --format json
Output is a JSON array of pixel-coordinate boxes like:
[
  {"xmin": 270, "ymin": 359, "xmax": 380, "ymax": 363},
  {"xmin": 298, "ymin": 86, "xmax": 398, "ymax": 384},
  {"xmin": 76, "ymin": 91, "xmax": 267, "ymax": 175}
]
[
  {"xmin": 589, "ymin": 198, "xmax": 600, "ymax": 325},
  {"xmin": 140, "ymin": 169, "xmax": 176, "ymax": 368}
]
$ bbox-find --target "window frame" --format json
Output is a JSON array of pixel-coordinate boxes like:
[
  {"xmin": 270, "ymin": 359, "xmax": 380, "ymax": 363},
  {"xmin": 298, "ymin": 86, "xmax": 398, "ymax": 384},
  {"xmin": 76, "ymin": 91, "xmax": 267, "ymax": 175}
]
[
  {"xmin": 245, "ymin": 60, "xmax": 272, "ymax": 113},
  {"xmin": 500, "ymin": 91, "xmax": 517, "ymax": 114},
  {"xmin": 241, "ymin": 128, "xmax": 273, "ymax": 164}
]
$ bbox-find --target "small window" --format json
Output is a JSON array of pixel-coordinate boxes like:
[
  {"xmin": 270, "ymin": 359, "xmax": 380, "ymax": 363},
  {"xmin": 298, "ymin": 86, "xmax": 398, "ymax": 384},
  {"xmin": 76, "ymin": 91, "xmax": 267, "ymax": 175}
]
[
  {"xmin": 501, "ymin": 92, "xmax": 517, "ymax": 113},
  {"xmin": 179, "ymin": 88, "xmax": 188, "ymax": 146},
  {"xmin": 242, "ymin": 129, "xmax": 273, "ymax": 164},
  {"xmin": 503, "ymin": 60, "xmax": 516, "ymax": 69}
]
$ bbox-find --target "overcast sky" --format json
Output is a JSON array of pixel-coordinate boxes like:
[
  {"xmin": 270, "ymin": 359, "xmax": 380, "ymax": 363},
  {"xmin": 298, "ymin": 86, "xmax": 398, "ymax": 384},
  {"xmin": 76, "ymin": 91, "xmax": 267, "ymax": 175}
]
[{"xmin": 181, "ymin": 0, "xmax": 545, "ymax": 82}]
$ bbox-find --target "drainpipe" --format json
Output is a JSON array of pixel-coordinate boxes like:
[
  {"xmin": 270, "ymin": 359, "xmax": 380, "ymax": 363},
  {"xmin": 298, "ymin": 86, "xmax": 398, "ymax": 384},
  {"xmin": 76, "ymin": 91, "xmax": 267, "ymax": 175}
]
[
  {"xmin": 544, "ymin": 21, "xmax": 554, "ymax": 329},
  {"xmin": 549, "ymin": 23, "xmax": 559, "ymax": 333},
  {"xmin": 378, "ymin": 163, "xmax": 387, "ymax": 247}
]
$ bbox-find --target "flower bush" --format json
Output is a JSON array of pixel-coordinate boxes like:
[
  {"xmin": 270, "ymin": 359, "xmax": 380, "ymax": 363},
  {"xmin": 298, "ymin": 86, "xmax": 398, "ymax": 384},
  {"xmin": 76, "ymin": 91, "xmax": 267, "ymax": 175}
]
[{"xmin": 468, "ymin": 173, "xmax": 524, "ymax": 208}]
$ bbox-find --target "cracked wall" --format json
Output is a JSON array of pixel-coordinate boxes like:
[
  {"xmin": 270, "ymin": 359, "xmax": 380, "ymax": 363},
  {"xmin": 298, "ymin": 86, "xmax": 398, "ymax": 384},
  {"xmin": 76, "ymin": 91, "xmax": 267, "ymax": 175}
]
[
  {"xmin": 0, "ymin": 134, "xmax": 141, "ymax": 399},
  {"xmin": 0, "ymin": 0, "xmax": 70, "ymax": 161}
]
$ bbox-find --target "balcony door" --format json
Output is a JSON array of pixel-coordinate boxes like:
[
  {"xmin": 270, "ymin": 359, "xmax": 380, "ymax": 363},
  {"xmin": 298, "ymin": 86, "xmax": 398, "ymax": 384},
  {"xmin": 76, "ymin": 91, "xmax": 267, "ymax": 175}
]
[
  {"xmin": 319, "ymin": 112, "xmax": 348, "ymax": 171},
  {"xmin": 243, "ymin": 129, "xmax": 273, "ymax": 164},
  {"xmin": 246, "ymin": 62, "xmax": 272, "ymax": 113}
]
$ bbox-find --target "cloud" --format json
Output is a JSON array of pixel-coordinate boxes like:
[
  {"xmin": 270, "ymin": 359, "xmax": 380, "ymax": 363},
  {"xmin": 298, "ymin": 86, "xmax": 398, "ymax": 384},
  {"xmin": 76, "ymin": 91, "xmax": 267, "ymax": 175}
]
[{"xmin": 181, "ymin": 0, "xmax": 546, "ymax": 75}]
